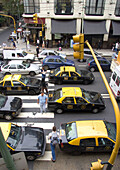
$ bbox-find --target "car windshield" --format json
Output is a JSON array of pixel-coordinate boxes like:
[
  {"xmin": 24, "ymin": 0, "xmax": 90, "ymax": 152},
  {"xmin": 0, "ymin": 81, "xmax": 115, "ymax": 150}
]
[
  {"xmin": 81, "ymin": 88, "xmax": 99, "ymax": 102},
  {"xmin": 87, "ymin": 58, "xmax": 93, "ymax": 63},
  {"xmin": 76, "ymin": 69, "xmax": 81, "ymax": 75},
  {"xmin": 7, "ymin": 124, "xmax": 22, "ymax": 149},
  {"xmin": 0, "ymin": 95, "xmax": 7, "ymax": 108},
  {"xmin": 20, "ymin": 76, "xmax": 29, "ymax": 84},
  {"xmin": 54, "ymin": 67, "xmax": 60, "ymax": 75},
  {"xmin": 60, "ymin": 57, "xmax": 66, "ymax": 62},
  {"xmin": 22, "ymin": 51, "xmax": 27, "ymax": 56},
  {"xmin": 54, "ymin": 51, "xmax": 59, "ymax": 55},
  {"xmin": 104, "ymin": 121, "xmax": 116, "ymax": 142},
  {"xmin": 65, "ymin": 122, "xmax": 77, "ymax": 142},
  {"xmin": 53, "ymin": 89, "xmax": 62, "ymax": 101},
  {"xmin": 22, "ymin": 62, "xmax": 30, "ymax": 68}
]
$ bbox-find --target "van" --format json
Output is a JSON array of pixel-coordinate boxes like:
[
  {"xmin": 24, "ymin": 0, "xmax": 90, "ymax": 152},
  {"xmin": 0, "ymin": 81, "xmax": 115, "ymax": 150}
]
[
  {"xmin": 2, "ymin": 47, "xmax": 35, "ymax": 62},
  {"xmin": 109, "ymin": 66, "xmax": 120, "ymax": 100}
]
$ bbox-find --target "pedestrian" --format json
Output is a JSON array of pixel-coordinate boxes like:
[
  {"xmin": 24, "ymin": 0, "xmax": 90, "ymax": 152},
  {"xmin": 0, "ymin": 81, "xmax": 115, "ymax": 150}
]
[
  {"xmin": 36, "ymin": 46, "xmax": 40, "ymax": 57},
  {"xmin": 37, "ymin": 38, "xmax": 40, "ymax": 46},
  {"xmin": 27, "ymin": 39, "xmax": 30, "ymax": 51},
  {"xmin": 64, "ymin": 38, "xmax": 67, "ymax": 48},
  {"xmin": 97, "ymin": 40, "xmax": 102, "ymax": 50},
  {"xmin": 13, "ymin": 41, "xmax": 16, "ymax": 48},
  {"xmin": 48, "ymin": 126, "xmax": 59, "ymax": 162},
  {"xmin": 41, "ymin": 67, "xmax": 47, "ymax": 81},
  {"xmin": 115, "ymin": 42, "xmax": 119, "ymax": 52},
  {"xmin": 57, "ymin": 40, "xmax": 62, "ymax": 51},
  {"xmin": 41, "ymin": 79, "xmax": 48, "ymax": 94},
  {"xmin": 37, "ymin": 92, "xmax": 48, "ymax": 114},
  {"xmin": 46, "ymin": 39, "xmax": 49, "ymax": 48}
]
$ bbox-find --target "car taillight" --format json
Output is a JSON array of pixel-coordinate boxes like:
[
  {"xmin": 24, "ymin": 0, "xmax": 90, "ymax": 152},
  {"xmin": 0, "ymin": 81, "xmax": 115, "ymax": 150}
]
[
  {"xmin": 88, "ymin": 63, "xmax": 90, "ymax": 66},
  {"xmin": 117, "ymin": 91, "xmax": 120, "ymax": 95},
  {"xmin": 61, "ymin": 142, "xmax": 64, "ymax": 148}
]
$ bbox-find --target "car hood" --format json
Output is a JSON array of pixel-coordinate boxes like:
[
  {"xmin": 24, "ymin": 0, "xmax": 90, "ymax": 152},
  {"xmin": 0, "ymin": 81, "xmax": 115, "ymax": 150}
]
[
  {"xmin": 66, "ymin": 59, "xmax": 74, "ymax": 64},
  {"xmin": 59, "ymin": 53, "xmax": 66, "ymax": 58},
  {"xmin": 27, "ymin": 78, "xmax": 41, "ymax": 86},
  {"xmin": 79, "ymin": 70, "xmax": 94, "ymax": 79},
  {"xmin": 0, "ymin": 97, "xmax": 22, "ymax": 111},
  {"xmin": 29, "ymin": 64, "xmax": 40, "ymax": 70},
  {"xmin": 87, "ymin": 91, "xmax": 105, "ymax": 104},
  {"xmin": 26, "ymin": 53, "xmax": 35, "ymax": 59},
  {"xmin": 16, "ymin": 127, "xmax": 45, "ymax": 151}
]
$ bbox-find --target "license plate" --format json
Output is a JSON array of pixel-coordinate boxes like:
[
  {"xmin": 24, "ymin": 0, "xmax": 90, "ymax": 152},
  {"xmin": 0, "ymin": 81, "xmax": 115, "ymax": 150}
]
[{"xmin": 49, "ymin": 94, "xmax": 53, "ymax": 97}]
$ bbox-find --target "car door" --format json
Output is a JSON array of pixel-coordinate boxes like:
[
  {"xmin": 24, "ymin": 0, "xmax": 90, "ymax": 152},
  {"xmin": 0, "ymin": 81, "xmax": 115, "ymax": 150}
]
[
  {"xmin": 4, "ymin": 81, "xmax": 12, "ymax": 94},
  {"xmin": 46, "ymin": 58, "xmax": 55, "ymax": 69},
  {"xmin": 62, "ymin": 97, "xmax": 76, "ymax": 111},
  {"xmin": 7, "ymin": 64, "xmax": 17, "ymax": 74},
  {"xmin": 69, "ymin": 72, "xmax": 82, "ymax": 83},
  {"xmin": 61, "ymin": 72, "xmax": 69, "ymax": 82},
  {"xmin": 80, "ymin": 138, "xmax": 96, "ymax": 152},
  {"xmin": 97, "ymin": 138, "xmax": 114, "ymax": 152},
  {"xmin": 55, "ymin": 59, "xmax": 63, "ymax": 68},
  {"xmin": 11, "ymin": 80, "xmax": 28, "ymax": 94},
  {"xmin": 17, "ymin": 64, "xmax": 26, "ymax": 74},
  {"xmin": 99, "ymin": 60, "xmax": 110, "ymax": 71},
  {"xmin": 75, "ymin": 97, "xmax": 91, "ymax": 111}
]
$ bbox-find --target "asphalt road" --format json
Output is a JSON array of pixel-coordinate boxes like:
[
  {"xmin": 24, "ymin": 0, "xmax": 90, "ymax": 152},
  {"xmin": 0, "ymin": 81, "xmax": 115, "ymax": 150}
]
[{"xmin": 0, "ymin": 28, "xmax": 120, "ymax": 170}]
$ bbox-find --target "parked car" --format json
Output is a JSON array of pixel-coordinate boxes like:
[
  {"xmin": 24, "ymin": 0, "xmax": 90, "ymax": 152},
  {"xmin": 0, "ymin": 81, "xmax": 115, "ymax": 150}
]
[
  {"xmin": 48, "ymin": 87, "xmax": 105, "ymax": 114},
  {"xmin": 1, "ymin": 60, "xmax": 40, "ymax": 76},
  {"xmin": 0, "ymin": 94, "xmax": 22, "ymax": 120},
  {"xmin": 49, "ymin": 66, "xmax": 95, "ymax": 85},
  {"xmin": 0, "ymin": 74, "xmax": 41, "ymax": 95},
  {"xmin": 42, "ymin": 56, "xmax": 75, "ymax": 70},
  {"xmin": 86, "ymin": 57, "xmax": 111, "ymax": 72},
  {"xmin": 38, "ymin": 49, "xmax": 66, "ymax": 61},
  {"xmin": 59, "ymin": 120, "xmax": 116, "ymax": 154},
  {"xmin": 0, "ymin": 122, "xmax": 46, "ymax": 160}
]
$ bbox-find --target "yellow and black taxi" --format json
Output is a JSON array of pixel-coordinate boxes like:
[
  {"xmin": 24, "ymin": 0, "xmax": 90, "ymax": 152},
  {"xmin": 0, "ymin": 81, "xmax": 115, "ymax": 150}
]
[
  {"xmin": 0, "ymin": 94, "xmax": 22, "ymax": 120},
  {"xmin": 59, "ymin": 120, "xmax": 116, "ymax": 154},
  {"xmin": 0, "ymin": 74, "xmax": 41, "ymax": 95},
  {"xmin": 49, "ymin": 66, "xmax": 95, "ymax": 85},
  {"xmin": 0, "ymin": 122, "xmax": 46, "ymax": 160},
  {"xmin": 48, "ymin": 87, "xmax": 105, "ymax": 114}
]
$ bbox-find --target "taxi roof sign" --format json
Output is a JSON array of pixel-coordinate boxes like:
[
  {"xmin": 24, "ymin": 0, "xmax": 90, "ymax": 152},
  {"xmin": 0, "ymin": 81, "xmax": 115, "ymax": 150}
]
[
  {"xmin": 62, "ymin": 87, "xmax": 82, "ymax": 97},
  {"xmin": 0, "ymin": 123, "xmax": 11, "ymax": 141},
  {"xmin": 76, "ymin": 120, "xmax": 108, "ymax": 138},
  {"xmin": 60, "ymin": 66, "xmax": 76, "ymax": 72},
  {"xmin": 3, "ymin": 74, "xmax": 21, "ymax": 81}
]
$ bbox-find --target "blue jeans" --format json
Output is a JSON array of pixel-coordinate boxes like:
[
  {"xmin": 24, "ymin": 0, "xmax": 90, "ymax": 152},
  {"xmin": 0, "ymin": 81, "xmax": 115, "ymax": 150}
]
[
  {"xmin": 40, "ymin": 103, "xmax": 46, "ymax": 113},
  {"xmin": 50, "ymin": 143, "xmax": 56, "ymax": 161}
]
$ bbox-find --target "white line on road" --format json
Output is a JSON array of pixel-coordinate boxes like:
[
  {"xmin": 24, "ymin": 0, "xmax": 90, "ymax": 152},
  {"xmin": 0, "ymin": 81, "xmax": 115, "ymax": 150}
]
[
  {"xmin": 36, "ymin": 151, "xmax": 52, "ymax": 161},
  {"xmin": 18, "ymin": 112, "xmax": 54, "ymax": 118}
]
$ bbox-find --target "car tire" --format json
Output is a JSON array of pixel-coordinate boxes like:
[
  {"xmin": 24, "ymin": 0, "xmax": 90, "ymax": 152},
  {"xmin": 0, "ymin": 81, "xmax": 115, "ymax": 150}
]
[
  {"xmin": 90, "ymin": 67, "xmax": 96, "ymax": 72},
  {"xmin": 27, "ymin": 59, "xmax": 31, "ymax": 63},
  {"xmin": 55, "ymin": 108, "xmax": 64, "ymax": 114},
  {"xmin": 29, "ymin": 71, "xmax": 36, "ymax": 77},
  {"xmin": 92, "ymin": 108, "xmax": 99, "ymax": 114},
  {"xmin": 4, "ymin": 114, "xmax": 13, "ymax": 120},
  {"xmin": 44, "ymin": 65, "xmax": 49, "ymax": 70},
  {"xmin": 26, "ymin": 155, "xmax": 36, "ymax": 161},
  {"xmin": 29, "ymin": 90, "xmax": 36, "ymax": 95}
]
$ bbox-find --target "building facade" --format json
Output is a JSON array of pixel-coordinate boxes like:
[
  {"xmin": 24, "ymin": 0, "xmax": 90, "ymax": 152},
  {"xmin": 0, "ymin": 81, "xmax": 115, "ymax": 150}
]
[{"xmin": 23, "ymin": 0, "xmax": 120, "ymax": 48}]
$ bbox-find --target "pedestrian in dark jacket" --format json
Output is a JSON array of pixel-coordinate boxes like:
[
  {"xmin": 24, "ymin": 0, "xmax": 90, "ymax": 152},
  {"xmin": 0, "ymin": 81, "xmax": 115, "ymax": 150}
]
[
  {"xmin": 36, "ymin": 46, "xmax": 40, "ymax": 57},
  {"xmin": 41, "ymin": 79, "xmax": 48, "ymax": 94}
]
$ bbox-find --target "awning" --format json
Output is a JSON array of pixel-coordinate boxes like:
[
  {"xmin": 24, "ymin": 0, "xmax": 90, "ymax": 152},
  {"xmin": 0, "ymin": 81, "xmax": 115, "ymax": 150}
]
[
  {"xmin": 112, "ymin": 21, "xmax": 120, "ymax": 35},
  {"xmin": 51, "ymin": 19, "xmax": 76, "ymax": 34},
  {"xmin": 84, "ymin": 20, "xmax": 107, "ymax": 35}
]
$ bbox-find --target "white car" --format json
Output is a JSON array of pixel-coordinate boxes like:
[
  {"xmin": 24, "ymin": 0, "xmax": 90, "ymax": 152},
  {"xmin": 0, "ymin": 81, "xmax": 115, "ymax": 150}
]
[
  {"xmin": 1, "ymin": 60, "xmax": 40, "ymax": 76},
  {"xmin": 38, "ymin": 49, "xmax": 66, "ymax": 61}
]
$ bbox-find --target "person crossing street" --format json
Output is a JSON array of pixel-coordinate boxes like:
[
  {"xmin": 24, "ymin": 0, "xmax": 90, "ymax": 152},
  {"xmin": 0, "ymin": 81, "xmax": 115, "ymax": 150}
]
[{"xmin": 37, "ymin": 92, "xmax": 48, "ymax": 114}]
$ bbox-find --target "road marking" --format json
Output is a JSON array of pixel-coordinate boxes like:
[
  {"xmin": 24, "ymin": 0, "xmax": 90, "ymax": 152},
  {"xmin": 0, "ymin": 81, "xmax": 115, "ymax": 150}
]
[
  {"xmin": 12, "ymin": 122, "xmax": 54, "ymax": 130},
  {"xmin": 18, "ymin": 112, "xmax": 54, "ymax": 118},
  {"xmin": 78, "ymin": 65, "xmax": 86, "ymax": 67},
  {"xmin": 101, "ymin": 94, "xmax": 110, "ymax": 98},
  {"xmin": 22, "ymin": 103, "xmax": 40, "ymax": 108},
  {"xmin": 36, "ymin": 151, "xmax": 52, "ymax": 161}
]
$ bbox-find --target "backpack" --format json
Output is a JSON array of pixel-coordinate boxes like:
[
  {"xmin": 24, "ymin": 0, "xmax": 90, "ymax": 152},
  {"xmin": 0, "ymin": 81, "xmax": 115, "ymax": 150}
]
[{"xmin": 51, "ymin": 132, "xmax": 59, "ymax": 145}]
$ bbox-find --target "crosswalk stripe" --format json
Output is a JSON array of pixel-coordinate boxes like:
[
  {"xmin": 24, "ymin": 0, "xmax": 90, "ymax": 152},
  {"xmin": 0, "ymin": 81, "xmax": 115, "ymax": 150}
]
[
  {"xmin": 11, "ymin": 122, "xmax": 54, "ymax": 130},
  {"xmin": 17, "ymin": 112, "xmax": 54, "ymax": 118},
  {"xmin": 23, "ymin": 103, "xmax": 40, "ymax": 108},
  {"xmin": 36, "ymin": 151, "xmax": 52, "ymax": 161},
  {"xmin": 101, "ymin": 94, "xmax": 110, "ymax": 98}
]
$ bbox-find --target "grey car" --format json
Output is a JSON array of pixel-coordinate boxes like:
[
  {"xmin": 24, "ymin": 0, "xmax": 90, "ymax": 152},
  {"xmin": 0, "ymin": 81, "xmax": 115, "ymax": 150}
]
[
  {"xmin": 83, "ymin": 48, "xmax": 101, "ymax": 59},
  {"xmin": 1, "ymin": 60, "xmax": 40, "ymax": 76}
]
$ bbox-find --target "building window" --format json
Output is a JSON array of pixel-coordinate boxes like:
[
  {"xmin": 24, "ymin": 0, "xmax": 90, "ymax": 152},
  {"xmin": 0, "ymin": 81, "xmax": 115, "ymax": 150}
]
[
  {"xmin": 24, "ymin": 0, "xmax": 40, "ymax": 14},
  {"xmin": 85, "ymin": 0, "xmax": 105, "ymax": 16},
  {"xmin": 115, "ymin": 0, "xmax": 120, "ymax": 16},
  {"xmin": 54, "ymin": 0, "xmax": 73, "ymax": 15}
]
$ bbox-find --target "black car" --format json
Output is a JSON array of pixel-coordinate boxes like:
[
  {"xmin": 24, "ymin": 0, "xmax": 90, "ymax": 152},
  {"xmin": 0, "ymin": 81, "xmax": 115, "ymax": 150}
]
[
  {"xmin": 0, "ymin": 94, "xmax": 22, "ymax": 120},
  {"xmin": 49, "ymin": 66, "xmax": 95, "ymax": 85},
  {"xmin": 0, "ymin": 74, "xmax": 41, "ymax": 95},
  {"xmin": 0, "ymin": 123, "xmax": 46, "ymax": 160}
]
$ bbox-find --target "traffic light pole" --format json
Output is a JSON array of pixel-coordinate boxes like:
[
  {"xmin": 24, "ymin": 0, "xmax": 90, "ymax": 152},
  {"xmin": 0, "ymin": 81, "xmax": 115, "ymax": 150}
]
[
  {"xmin": 0, "ymin": 128, "xmax": 16, "ymax": 170},
  {"xmin": 86, "ymin": 40, "xmax": 120, "ymax": 170}
]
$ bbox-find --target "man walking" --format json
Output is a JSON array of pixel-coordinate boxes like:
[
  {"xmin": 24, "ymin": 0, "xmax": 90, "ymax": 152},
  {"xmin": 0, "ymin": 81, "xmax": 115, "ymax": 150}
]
[
  {"xmin": 37, "ymin": 92, "xmax": 48, "ymax": 114},
  {"xmin": 36, "ymin": 46, "xmax": 40, "ymax": 57}
]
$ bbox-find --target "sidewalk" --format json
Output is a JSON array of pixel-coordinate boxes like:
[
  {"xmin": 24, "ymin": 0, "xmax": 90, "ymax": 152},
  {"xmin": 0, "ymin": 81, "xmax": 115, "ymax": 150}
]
[{"xmin": 17, "ymin": 39, "xmax": 114, "ymax": 57}]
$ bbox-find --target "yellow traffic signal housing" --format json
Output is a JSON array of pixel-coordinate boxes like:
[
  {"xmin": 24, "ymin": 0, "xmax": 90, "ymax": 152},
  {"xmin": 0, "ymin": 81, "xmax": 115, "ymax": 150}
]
[
  {"xmin": 73, "ymin": 34, "xmax": 84, "ymax": 60},
  {"xmin": 90, "ymin": 159, "xmax": 104, "ymax": 170},
  {"xmin": 39, "ymin": 31, "xmax": 42, "ymax": 37},
  {"xmin": 33, "ymin": 13, "xmax": 38, "ymax": 24}
]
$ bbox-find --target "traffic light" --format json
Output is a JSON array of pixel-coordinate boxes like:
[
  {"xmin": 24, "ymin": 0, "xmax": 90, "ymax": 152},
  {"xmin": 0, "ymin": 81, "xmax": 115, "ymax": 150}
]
[
  {"xmin": 39, "ymin": 31, "xmax": 42, "ymax": 37},
  {"xmin": 90, "ymin": 159, "xmax": 104, "ymax": 170},
  {"xmin": 33, "ymin": 13, "xmax": 38, "ymax": 24},
  {"xmin": 73, "ymin": 33, "xmax": 84, "ymax": 60}
]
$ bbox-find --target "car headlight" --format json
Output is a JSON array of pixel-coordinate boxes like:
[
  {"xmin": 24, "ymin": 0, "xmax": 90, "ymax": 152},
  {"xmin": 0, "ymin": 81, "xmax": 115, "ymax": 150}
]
[{"xmin": 72, "ymin": 64, "xmax": 75, "ymax": 66}]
